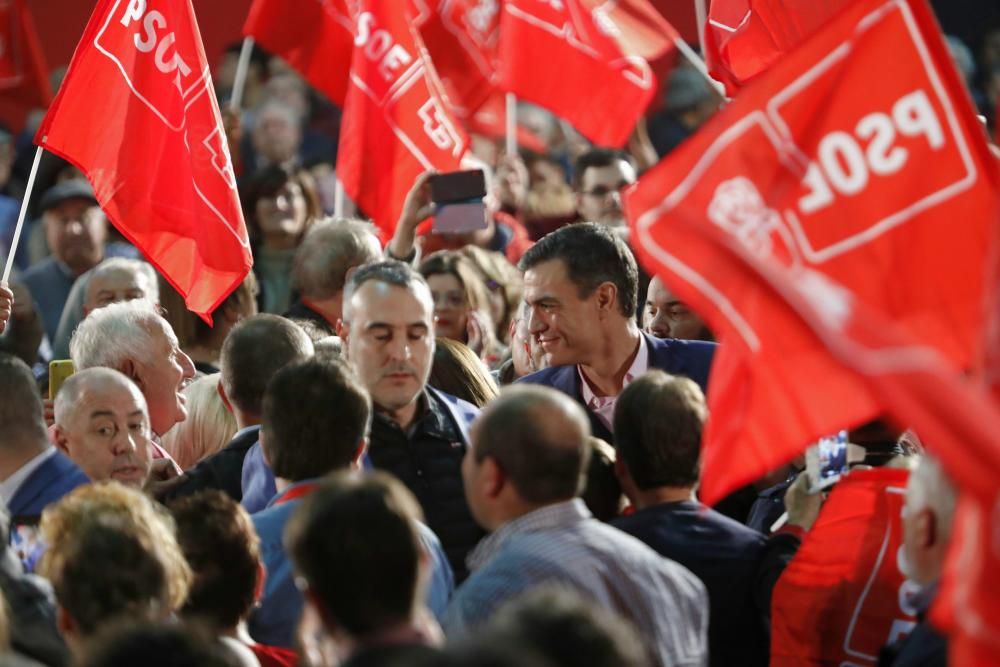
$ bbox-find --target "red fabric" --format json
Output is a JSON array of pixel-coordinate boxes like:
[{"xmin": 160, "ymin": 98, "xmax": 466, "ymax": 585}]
[
  {"xmin": 248, "ymin": 643, "xmax": 297, "ymax": 667},
  {"xmin": 0, "ymin": 0, "xmax": 52, "ymax": 131},
  {"xmin": 465, "ymin": 92, "xmax": 547, "ymax": 153},
  {"xmin": 704, "ymin": 0, "xmax": 849, "ymax": 97},
  {"xmin": 337, "ymin": 2, "xmax": 470, "ymax": 238},
  {"xmin": 497, "ymin": 0, "xmax": 656, "ymax": 147},
  {"xmin": 36, "ymin": 0, "xmax": 251, "ymax": 323},
  {"xmin": 624, "ymin": 0, "xmax": 1000, "ymax": 505},
  {"xmin": 771, "ymin": 468, "xmax": 915, "ymax": 665},
  {"xmin": 243, "ymin": 0, "xmax": 353, "ymax": 106},
  {"xmin": 412, "ymin": 0, "xmax": 499, "ymax": 120}
]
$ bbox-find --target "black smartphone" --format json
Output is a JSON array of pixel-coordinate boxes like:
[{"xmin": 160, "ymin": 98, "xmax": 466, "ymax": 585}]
[{"xmin": 429, "ymin": 170, "xmax": 488, "ymax": 234}]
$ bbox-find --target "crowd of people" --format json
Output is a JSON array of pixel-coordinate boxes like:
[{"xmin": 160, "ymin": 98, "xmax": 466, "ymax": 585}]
[{"xmin": 0, "ymin": 22, "xmax": 996, "ymax": 667}]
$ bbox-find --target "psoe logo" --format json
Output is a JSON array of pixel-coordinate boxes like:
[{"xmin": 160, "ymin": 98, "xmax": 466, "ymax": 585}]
[{"xmin": 94, "ymin": 0, "xmax": 210, "ymax": 131}]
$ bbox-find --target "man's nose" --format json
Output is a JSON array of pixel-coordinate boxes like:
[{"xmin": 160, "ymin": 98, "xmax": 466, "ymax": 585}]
[
  {"xmin": 386, "ymin": 336, "xmax": 412, "ymax": 361},
  {"xmin": 527, "ymin": 307, "xmax": 545, "ymax": 335},
  {"xmin": 179, "ymin": 350, "xmax": 196, "ymax": 380},
  {"xmin": 608, "ymin": 190, "xmax": 623, "ymax": 211},
  {"xmin": 111, "ymin": 429, "xmax": 138, "ymax": 456}
]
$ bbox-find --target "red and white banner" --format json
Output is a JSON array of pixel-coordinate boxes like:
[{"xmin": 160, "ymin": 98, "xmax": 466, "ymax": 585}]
[
  {"xmin": 498, "ymin": 0, "xmax": 656, "ymax": 147},
  {"xmin": 625, "ymin": 0, "xmax": 1000, "ymax": 504},
  {"xmin": 0, "ymin": 0, "xmax": 52, "ymax": 131},
  {"xmin": 704, "ymin": 0, "xmax": 848, "ymax": 96},
  {"xmin": 771, "ymin": 469, "xmax": 916, "ymax": 665},
  {"xmin": 37, "ymin": 0, "xmax": 251, "ymax": 321},
  {"xmin": 412, "ymin": 0, "xmax": 499, "ymax": 120},
  {"xmin": 337, "ymin": 1, "xmax": 470, "ymax": 237},
  {"xmin": 243, "ymin": 0, "xmax": 354, "ymax": 106}
]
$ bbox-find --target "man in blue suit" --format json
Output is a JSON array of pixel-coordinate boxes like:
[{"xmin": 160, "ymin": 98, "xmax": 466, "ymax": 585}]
[
  {"xmin": 0, "ymin": 355, "xmax": 87, "ymax": 517},
  {"xmin": 517, "ymin": 223, "xmax": 716, "ymax": 443}
]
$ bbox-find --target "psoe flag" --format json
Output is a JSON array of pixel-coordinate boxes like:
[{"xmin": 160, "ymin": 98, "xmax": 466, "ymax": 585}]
[
  {"xmin": 37, "ymin": 0, "xmax": 252, "ymax": 322},
  {"xmin": 625, "ymin": 0, "xmax": 1000, "ymax": 504}
]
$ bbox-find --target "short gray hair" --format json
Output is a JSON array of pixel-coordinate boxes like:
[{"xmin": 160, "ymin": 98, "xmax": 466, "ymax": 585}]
[
  {"xmin": 54, "ymin": 367, "xmax": 147, "ymax": 427},
  {"xmin": 70, "ymin": 300, "xmax": 169, "ymax": 372},
  {"xmin": 906, "ymin": 455, "xmax": 957, "ymax": 541},
  {"xmin": 291, "ymin": 218, "xmax": 381, "ymax": 299},
  {"xmin": 342, "ymin": 260, "xmax": 431, "ymax": 323},
  {"xmin": 88, "ymin": 258, "xmax": 160, "ymax": 304}
]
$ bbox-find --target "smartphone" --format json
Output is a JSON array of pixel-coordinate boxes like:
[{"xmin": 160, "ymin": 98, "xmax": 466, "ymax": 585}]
[
  {"xmin": 9, "ymin": 515, "xmax": 44, "ymax": 573},
  {"xmin": 49, "ymin": 359, "xmax": 75, "ymax": 400},
  {"xmin": 429, "ymin": 170, "xmax": 488, "ymax": 234},
  {"xmin": 805, "ymin": 431, "xmax": 850, "ymax": 493}
]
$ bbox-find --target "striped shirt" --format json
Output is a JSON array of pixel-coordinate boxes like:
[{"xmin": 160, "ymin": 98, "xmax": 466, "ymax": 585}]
[{"xmin": 444, "ymin": 499, "xmax": 709, "ymax": 667}]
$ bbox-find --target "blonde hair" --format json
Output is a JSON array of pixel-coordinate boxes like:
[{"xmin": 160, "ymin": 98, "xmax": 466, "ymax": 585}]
[
  {"xmin": 159, "ymin": 374, "xmax": 237, "ymax": 470},
  {"xmin": 39, "ymin": 482, "xmax": 192, "ymax": 636}
]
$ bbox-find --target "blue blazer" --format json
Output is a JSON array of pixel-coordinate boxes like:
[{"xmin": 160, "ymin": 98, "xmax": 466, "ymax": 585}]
[
  {"xmin": 7, "ymin": 452, "xmax": 89, "ymax": 517},
  {"xmin": 518, "ymin": 333, "xmax": 716, "ymax": 442}
]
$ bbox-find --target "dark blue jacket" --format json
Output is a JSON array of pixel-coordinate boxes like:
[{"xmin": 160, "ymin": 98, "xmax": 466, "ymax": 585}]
[
  {"xmin": 614, "ymin": 501, "xmax": 770, "ymax": 667},
  {"xmin": 7, "ymin": 452, "xmax": 88, "ymax": 517},
  {"xmin": 517, "ymin": 333, "xmax": 716, "ymax": 442}
]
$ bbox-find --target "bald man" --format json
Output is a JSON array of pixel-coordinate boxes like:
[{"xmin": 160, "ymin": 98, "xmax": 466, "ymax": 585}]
[
  {"xmin": 53, "ymin": 368, "xmax": 153, "ymax": 488},
  {"xmin": 449, "ymin": 385, "xmax": 709, "ymax": 667}
]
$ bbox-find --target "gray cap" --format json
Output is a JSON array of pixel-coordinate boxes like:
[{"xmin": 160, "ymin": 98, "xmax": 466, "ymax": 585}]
[{"xmin": 39, "ymin": 179, "xmax": 97, "ymax": 213}]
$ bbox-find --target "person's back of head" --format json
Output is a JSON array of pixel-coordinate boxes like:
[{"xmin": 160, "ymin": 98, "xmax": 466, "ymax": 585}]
[
  {"xmin": 483, "ymin": 587, "xmax": 651, "ymax": 667},
  {"xmin": 219, "ymin": 314, "xmax": 315, "ymax": 420},
  {"xmin": 83, "ymin": 258, "xmax": 159, "ymax": 313},
  {"xmin": 467, "ymin": 385, "xmax": 591, "ymax": 527},
  {"xmin": 261, "ymin": 357, "xmax": 371, "ymax": 482},
  {"xmin": 903, "ymin": 454, "xmax": 957, "ymax": 586},
  {"xmin": 169, "ymin": 490, "xmax": 261, "ymax": 633},
  {"xmin": 429, "ymin": 338, "xmax": 498, "ymax": 408},
  {"xmin": 79, "ymin": 620, "xmax": 241, "ymax": 667},
  {"xmin": 0, "ymin": 354, "xmax": 46, "ymax": 450},
  {"xmin": 286, "ymin": 471, "xmax": 426, "ymax": 640},
  {"xmin": 38, "ymin": 482, "xmax": 191, "ymax": 646},
  {"xmin": 519, "ymin": 222, "xmax": 639, "ymax": 320},
  {"xmin": 613, "ymin": 371, "xmax": 706, "ymax": 491},
  {"xmin": 291, "ymin": 218, "xmax": 382, "ymax": 301}
]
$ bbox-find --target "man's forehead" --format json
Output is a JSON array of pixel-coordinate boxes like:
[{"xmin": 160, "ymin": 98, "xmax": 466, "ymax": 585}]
[
  {"xmin": 77, "ymin": 381, "xmax": 146, "ymax": 415},
  {"xmin": 89, "ymin": 271, "xmax": 145, "ymax": 295},
  {"xmin": 582, "ymin": 161, "xmax": 636, "ymax": 187},
  {"xmin": 351, "ymin": 280, "xmax": 433, "ymax": 321},
  {"xmin": 524, "ymin": 258, "xmax": 570, "ymax": 292}
]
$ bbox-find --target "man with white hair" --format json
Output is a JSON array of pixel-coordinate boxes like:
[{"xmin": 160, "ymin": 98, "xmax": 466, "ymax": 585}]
[
  {"xmin": 53, "ymin": 368, "xmax": 153, "ymax": 488},
  {"xmin": 69, "ymin": 300, "xmax": 195, "ymax": 440},
  {"xmin": 881, "ymin": 456, "xmax": 956, "ymax": 666}
]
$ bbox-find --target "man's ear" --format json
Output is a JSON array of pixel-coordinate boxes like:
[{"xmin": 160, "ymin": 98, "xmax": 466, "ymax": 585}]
[
  {"xmin": 253, "ymin": 561, "xmax": 267, "ymax": 604},
  {"xmin": 594, "ymin": 282, "xmax": 617, "ymax": 315},
  {"xmin": 916, "ymin": 508, "xmax": 938, "ymax": 550},
  {"xmin": 53, "ymin": 425, "xmax": 70, "ymax": 455},
  {"xmin": 482, "ymin": 456, "xmax": 506, "ymax": 499},
  {"xmin": 613, "ymin": 456, "xmax": 630, "ymax": 484},
  {"xmin": 335, "ymin": 320, "xmax": 349, "ymax": 343},
  {"xmin": 119, "ymin": 358, "xmax": 143, "ymax": 389}
]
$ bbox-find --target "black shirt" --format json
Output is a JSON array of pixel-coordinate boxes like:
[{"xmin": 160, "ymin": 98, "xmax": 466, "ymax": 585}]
[{"xmin": 368, "ymin": 392, "xmax": 484, "ymax": 581}]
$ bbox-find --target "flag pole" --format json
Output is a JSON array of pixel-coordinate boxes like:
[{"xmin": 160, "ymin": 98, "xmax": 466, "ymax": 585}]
[
  {"xmin": 2, "ymin": 146, "xmax": 43, "ymax": 286},
  {"xmin": 334, "ymin": 177, "xmax": 345, "ymax": 218},
  {"xmin": 694, "ymin": 0, "xmax": 709, "ymax": 57},
  {"xmin": 505, "ymin": 93, "xmax": 517, "ymax": 156},
  {"xmin": 672, "ymin": 36, "xmax": 727, "ymax": 98},
  {"xmin": 230, "ymin": 36, "xmax": 255, "ymax": 111}
]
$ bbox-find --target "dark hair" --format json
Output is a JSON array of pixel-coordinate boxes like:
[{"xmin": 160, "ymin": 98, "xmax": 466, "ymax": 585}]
[
  {"xmin": 80, "ymin": 621, "xmax": 240, "ymax": 667},
  {"xmin": 286, "ymin": 472, "xmax": 425, "ymax": 637},
  {"xmin": 572, "ymin": 148, "xmax": 635, "ymax": 191},
  {"xmin": 170, "ymin": 491, "xmax": 260, "ymax": 630},
  {"xmin": 484, "ymin": 587, "xmax": 651, "ymax": 667},
  {"xmin": 163, "ymin": 272, "xmax": 259, "ymax": 349},
  {"xmin": 291, "ymin": 218, "xmax": 381, "ymax": 299},
  {"xmin": 475, "ymin": 385, "xmax": 591, "ymax": 503},
  {"xmin": 519, "ymin": 222, "xmax": 639, "ymax": 317},
  {"xmin": 343, "ymin": 260, "xmax": 431, "ymax": 322},
  {"xmin": 613, "ymin": 371, "xmax": 706, "ymax": 490},
  {"xmin": 0, "ymin": 354, "xmax": 46, "ymax": 444},
  {"xmin": 429, "ymin": 338, "xmax": 498, "ymax": 408},
  {"xmin": 261, "ymin": 358, "xmax": 371, "ymax": 481},
  {"xmin": 418, "ymin": 251, "xmax": 491, "ymax": 320},
  {"xmin": 220, "ymin": 314, "xmax": 313, "ymax": 415},
  {"xmin": 582, "ymin": 438, "xmax": 623, "ymax": 522},
  {"xmin": 243, "ymin": 164, "xmax": 321, "ymax": 246}
]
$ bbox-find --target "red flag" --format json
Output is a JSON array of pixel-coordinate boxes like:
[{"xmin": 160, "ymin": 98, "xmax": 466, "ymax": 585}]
[
  {"xmin": 36, "ymin": 0, "xmax": 251, "ymax": 322},
  {"xmin": 582, "ymin": 0, "xmax": 679, "ymax": 66},
  {"xmin": 771, "ymin": 469, "xmax": 915, "ymax": 665},
  {"xmin": 704, "ymin": 0, "xmax": 849, "ymax": 97},
  {"xmin": 498, "ymin": 0, "xmax": 656, "ymax": 147},
  {"xmin": 0, "ymin": 0, "xmax": 52, "ymax": 131},
  {"xmin": 243, "ymin": 0, "xmax": 354, "ymax": 106},
  {"xmin": 412, "ymin": 0, "xmax": 500, "ymax": 120},
  {"xmin": 625, "ymin": 0, "xmax": 1000, "ymax": 504},
  {"xmin": 337, "ymin": 1, "xmax": 470, "ymax": 237}
]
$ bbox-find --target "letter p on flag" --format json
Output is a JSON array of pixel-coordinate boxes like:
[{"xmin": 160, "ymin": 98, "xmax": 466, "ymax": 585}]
[
  {"xmin": 35, "ymin": 0, "xmax": 252, "ymax": 323},
  {"xmin": 625, "ymin": 0, "xmax": 1000, "ymax": 507}
]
